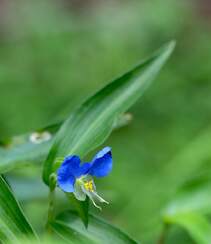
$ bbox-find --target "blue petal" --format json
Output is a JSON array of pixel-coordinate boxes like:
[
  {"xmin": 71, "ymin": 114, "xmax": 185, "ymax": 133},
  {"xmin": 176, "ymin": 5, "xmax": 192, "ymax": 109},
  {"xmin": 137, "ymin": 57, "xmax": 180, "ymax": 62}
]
[
  {"xmin": 57, "ymin": 155, "xmax": 80, "ymax": 193},
  {"xmin": 57, "ymin": 155, "xmax": 91, "ymax": 180},
  {"xmin": 58, "ymin": 156, "xmax": 81, "ymax": 178},
  {"xmin": 79, "ymin": 162, "xmax": 92, "ymax": 176},
  {"xmin": 57, "ymin": 172, "xmax": 75, "ymax": 193},
  {"xmin": 88, "ymin": 147, "xmax": 112, "ymax": 177}
]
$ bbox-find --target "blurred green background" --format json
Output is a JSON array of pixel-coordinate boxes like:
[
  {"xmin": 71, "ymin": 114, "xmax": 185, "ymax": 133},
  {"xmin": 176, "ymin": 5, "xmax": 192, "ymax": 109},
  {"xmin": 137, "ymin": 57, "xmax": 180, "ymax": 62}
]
[{"xmin": 1, "ymin": 0, "xmax": 211, "ymax": 243}]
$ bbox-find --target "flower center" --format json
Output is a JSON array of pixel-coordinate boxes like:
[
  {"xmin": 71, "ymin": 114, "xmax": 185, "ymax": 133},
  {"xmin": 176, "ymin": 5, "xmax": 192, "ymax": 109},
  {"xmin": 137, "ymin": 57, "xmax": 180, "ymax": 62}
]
[{"xmin": 84, "ymin": 180, "xmax": 94, "ymax": 192}]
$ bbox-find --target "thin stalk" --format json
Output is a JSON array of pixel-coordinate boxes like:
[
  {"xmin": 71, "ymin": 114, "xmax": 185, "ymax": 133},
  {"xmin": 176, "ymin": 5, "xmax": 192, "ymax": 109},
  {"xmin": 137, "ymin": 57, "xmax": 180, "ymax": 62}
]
[
  {"xmin": 45, "ymin": 174, "xmax": 57, "ymax": 232},
  {"xmin": 157, "ymin": 223, "xmax": 170, "ymax": 244},
  {"xmin": 45, "ymin": 188, "xmax": 55, "ymax": 232}
]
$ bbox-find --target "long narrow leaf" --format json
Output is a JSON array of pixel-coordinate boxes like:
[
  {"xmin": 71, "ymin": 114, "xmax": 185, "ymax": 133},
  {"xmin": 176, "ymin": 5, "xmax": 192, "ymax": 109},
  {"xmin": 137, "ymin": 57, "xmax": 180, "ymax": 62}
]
[
  {"xmin": 165, "ymin": 212, "xmax": 211, "ymax": 244},
  {"xmin": 43, "ymin": 41, "xmax": 175, "ymax": 184},
  {"xmin": 164, "ymin": 175, "xmax": 211, "ymax": 217},
  {"xmin": 51, "ymin": 210, "xmax": 138, "ymax": 244},
  {"xmin": 0, "ymin": 175, "xmax": 37, "ymax": 243},
  {"xmin": 0, "ymin": 113, "xmax": 132, "ymax": 174}
]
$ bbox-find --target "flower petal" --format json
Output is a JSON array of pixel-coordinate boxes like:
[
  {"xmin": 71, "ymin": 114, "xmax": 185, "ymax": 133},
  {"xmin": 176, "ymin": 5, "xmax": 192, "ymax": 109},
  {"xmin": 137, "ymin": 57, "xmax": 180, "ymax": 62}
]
[
  {"xmin": 57, "ymin": 173, "xmax": 75, "ymax": 192},
  {"xmin": 57, "ymin": 156, "xmax": 81, "ymax": 192},
  {"xmin": 81, "ymin": 180, "xmax": 109, "ymax": 210},
  {"xmin": 58, "ymin": 155, "xmax": 81, "ymax": 177},
  {"xmin": 73, "ymin": 180, "xmax": 86, "ymax": 201},
  {"xmin": 79, "ymin": 162, "xmax": 92, "ymax": 176},
  {"xmin": 89, "ymin": 147, "xmax": 112, "ymax": 177},
  {"xmin": 59, "ymin": 155, "xmax": 90, "ymax": 178}
]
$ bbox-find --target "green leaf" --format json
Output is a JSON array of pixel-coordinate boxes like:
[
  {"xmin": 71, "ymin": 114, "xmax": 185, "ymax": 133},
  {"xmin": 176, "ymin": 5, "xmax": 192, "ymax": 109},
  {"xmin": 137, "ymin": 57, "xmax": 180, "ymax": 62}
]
[
  {"xmin": 0, "ymin": 175, "xmax": 37, "ymax": 243},
  {"xmin": 161, "ymin": 126, "xmax": 211, "ymax": 195},
  {"xmin": 163, "ymin": 175, "xmax": 211, "ymax": 244},
  {"xmin": 66, "ymin": 193, "xmax": 89, "ymax": 228},
  {"xmin": 50, "ymin": 210, "xmax": 138, "ymax": 244},
  {"xmin": 7, "ymin": 176, "xmax": 48, "ymax": 202},
  {"xmin": 0, "ymin": 122, "xmax": 59, "ymax": 174},
  {"xmin": 0, "ymin": 112, "xmax": 132, "ymax": 174},
  {"xmin": 0, "ymin": 139, "xmax": 52, "ymax": 174},
  {"xmin": 164, "ymin": 212, "xmax": 211, "ymax": 244},
  {"xmin": 43, "ymin": 41, "xmax": 175, "ymax": 185},
  {"xmin": 164, "ymin": 174, "xmax": 211, "ymax": 217}
]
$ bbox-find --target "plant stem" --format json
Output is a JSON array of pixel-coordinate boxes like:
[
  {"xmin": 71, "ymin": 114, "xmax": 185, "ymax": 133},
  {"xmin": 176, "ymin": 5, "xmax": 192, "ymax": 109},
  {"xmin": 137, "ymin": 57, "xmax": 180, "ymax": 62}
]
[
  {"xmin": 46, "ymin": 188, "xmax": 55, "ymax": 232},
  {"xmin": 157, "ymin": 223, "xmax": 169, "ymax": 244},
  {"xmin": 45, "ymin": 174, "xmax": 57, "ymax": 232}
]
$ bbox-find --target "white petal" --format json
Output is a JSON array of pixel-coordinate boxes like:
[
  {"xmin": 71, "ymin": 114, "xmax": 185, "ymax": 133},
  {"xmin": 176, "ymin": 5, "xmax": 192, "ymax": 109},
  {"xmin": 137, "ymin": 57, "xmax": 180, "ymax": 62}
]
[{"xmin": 73, "ymin": 181, "xmax": 86, "ymax": 201}]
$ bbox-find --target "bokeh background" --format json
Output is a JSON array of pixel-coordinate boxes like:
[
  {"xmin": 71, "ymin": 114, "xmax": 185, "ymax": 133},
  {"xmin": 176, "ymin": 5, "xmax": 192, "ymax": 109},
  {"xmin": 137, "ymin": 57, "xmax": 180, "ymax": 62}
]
[{"xmin": 1, "ymin": 0, "xmax": 211, "ymax": 243}]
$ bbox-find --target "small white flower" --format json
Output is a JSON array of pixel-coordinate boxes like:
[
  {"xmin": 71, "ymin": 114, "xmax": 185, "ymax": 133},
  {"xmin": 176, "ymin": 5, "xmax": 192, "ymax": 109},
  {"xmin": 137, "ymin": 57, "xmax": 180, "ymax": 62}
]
[{"xmin": 29, "ymin": 131, "xmax": 52, "ymax": 144}]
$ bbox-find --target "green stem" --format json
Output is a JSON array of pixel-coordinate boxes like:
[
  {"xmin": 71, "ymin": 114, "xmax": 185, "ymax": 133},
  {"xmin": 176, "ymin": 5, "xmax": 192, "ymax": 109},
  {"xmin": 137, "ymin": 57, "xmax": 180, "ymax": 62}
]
[
  {"xmin": 46, "ymin": 188, "xmax": 55, "ymax": 232},
  {"xmin": 45, "ymin": 174, "xmax": 57, "ymax": 232},
  {"xmin": 157, "ymin": 223, "xmax": 169, "ymax": 244}
]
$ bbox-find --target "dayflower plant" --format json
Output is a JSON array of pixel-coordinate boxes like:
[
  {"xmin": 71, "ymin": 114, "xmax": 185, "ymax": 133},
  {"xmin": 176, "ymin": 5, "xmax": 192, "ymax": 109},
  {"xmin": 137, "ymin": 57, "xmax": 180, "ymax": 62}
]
[{"xmin": 57, "ymin": 147, "xmax": 112, "ymax": 210}]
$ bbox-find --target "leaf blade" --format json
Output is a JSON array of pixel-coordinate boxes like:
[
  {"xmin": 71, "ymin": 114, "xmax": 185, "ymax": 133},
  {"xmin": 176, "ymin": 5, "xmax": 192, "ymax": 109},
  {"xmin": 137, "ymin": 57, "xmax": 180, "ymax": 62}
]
[
  {"xmin": 164, "ymin": 176, "xmax": 211, "ymax": 217},
  {"xmin": 0, "ymin": 112, "xmax": 132, "ymax": 174},
  {"xmin": 51, "ymin": 210, "xmax": 138, "ymax": 244},
  {"xmin": 66, "ymin": 193, "xmax": 89, "ymax": 228},
  {"xmin": 165, "ymin": 212, "xmax": 211, "ymax": 244},
  {"xmin": 43, "ymin": 41, "xmax": 175, "ymax": 184},
  {"xmin": 0, "ymin": 175, "xmax": 37, "ymax": 243}
]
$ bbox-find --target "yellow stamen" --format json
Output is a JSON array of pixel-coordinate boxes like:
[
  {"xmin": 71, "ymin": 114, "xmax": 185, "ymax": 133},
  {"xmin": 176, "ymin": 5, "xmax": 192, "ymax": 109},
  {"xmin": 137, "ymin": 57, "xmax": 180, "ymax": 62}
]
[{"xmin": 84, "ymin": 181, "xmax": 94, "ymax": 192}]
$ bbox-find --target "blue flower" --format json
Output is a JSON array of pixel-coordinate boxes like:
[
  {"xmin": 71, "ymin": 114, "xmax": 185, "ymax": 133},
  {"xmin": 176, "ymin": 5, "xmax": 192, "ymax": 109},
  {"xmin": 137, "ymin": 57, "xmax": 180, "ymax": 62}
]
[{"xmin": 57, "ymin": 147, "xmax": 112, "ymax": 209}]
